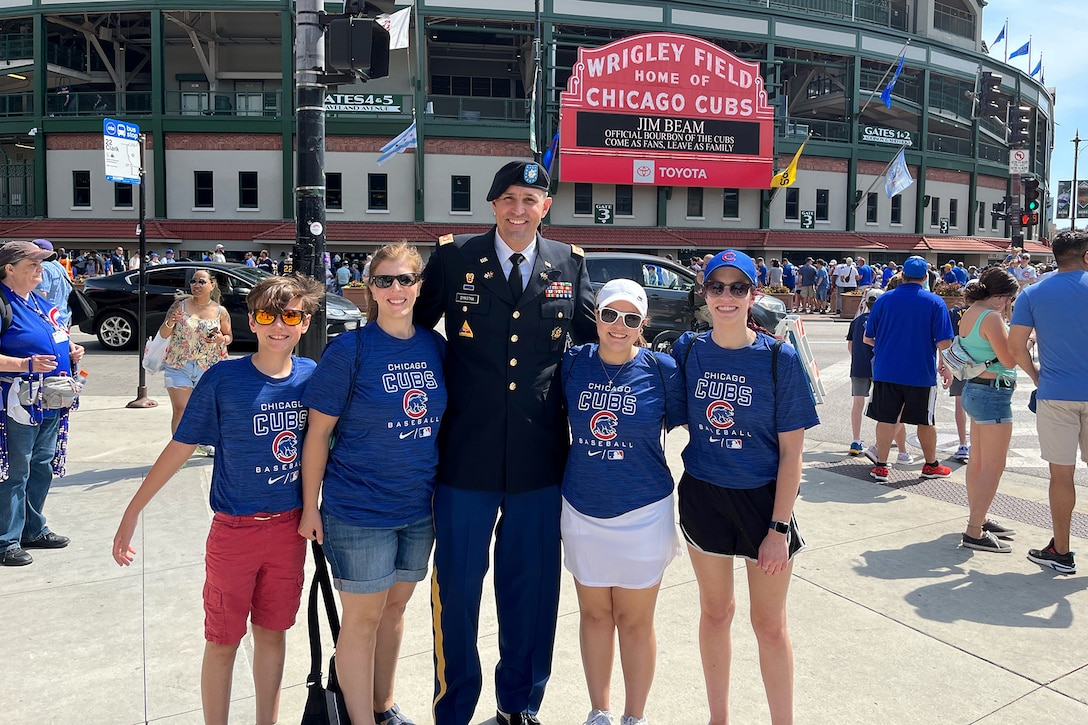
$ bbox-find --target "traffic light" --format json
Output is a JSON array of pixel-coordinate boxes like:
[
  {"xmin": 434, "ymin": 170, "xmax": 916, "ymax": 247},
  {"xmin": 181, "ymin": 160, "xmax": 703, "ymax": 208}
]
[
  {"xmin": 1007, "ymin": 105, "xmax": 1032, "ymax": 145},
  {"xmin": 978, "ymin": 71, "xmax": 1004, "ymax": 118},
  {"xmin": 327, "ymin": 15, "xmax": 390, "ymax": 81},
  {"xmin": 1024, "ymin": 177, "xmax": 1041, "ymax": 214},
  {"xmin": 1020, "ymin": 212, "xmax": 1032, "ymax": 227}
]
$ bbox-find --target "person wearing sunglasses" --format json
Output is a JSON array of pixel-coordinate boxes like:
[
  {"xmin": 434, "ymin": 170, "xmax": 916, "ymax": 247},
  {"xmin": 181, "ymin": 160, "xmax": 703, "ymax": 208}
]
[
  {"xmin": 299, "ymin": 241, "xmax": 447, "ymax": 725},
  {"xmin": 559, "ymin": 279, "xmax": 684, "ymax": 725},
  {"xmin": 670, "ymin": 249, "xmax": 818, "ymax": 725},
  {"xmin": 113, "ymin": 274, "xmax": 324, "ymax": 724},
  {"xmin": 415, "ymin": 160, "xmax": 596, "ymax": 725},
  {"xmin": 159, "ymin": 269, "xmax": 232, "ymax": 453}
]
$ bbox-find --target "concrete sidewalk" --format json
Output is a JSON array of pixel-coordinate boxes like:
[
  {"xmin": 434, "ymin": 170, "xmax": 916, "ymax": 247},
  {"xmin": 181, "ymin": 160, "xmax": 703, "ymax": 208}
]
[{"xmin": 3, "ymin": 356, "xmax": 1087, "ymax": 724}]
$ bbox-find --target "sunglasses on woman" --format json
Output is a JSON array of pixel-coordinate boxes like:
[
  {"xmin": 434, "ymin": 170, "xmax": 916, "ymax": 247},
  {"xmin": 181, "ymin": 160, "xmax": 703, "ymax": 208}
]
[
  {"xmin": 702, "ymin": 281, "xmax": 753, "ymax": 299},
  {"xmin": 370, "ymin": 273, "xmax": 421, "ymax": 289},
  {"xmin": 599, "ymin": 307, "xmax": 644, "ymax": 329},
  {"xmin": 252, "ymin": 309, "xmax": 306, "ymax": 326}
]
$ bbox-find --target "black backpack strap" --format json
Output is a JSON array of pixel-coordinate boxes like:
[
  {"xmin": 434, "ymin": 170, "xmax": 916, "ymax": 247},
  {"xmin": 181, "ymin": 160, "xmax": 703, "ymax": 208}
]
[
  {"xmin": 0, "ymin": 292, "xmax": 11, "ymax": 335},
  {"xmin": 561, "ymin": 344, "xmax": 588, "ymax": 390},
  {"xmin": 771, "ymin": 339, "xmax": 783, "ymax": 393},
  {"xmin": 305, "ymin": 540, "xmax": 341, "ymax": 687}
]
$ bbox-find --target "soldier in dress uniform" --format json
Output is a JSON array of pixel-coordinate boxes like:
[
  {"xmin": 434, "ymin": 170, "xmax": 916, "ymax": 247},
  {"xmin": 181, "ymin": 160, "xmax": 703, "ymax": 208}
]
[{"xmin": 416, "ymin": 160, "xmax": 596, "ymax": 725}]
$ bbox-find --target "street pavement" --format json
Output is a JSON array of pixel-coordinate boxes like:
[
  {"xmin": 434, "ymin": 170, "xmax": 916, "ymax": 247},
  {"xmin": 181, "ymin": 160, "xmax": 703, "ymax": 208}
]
[{"xmin": 2, "ymin": 323, "xmax": 1087, "ymax": 725}]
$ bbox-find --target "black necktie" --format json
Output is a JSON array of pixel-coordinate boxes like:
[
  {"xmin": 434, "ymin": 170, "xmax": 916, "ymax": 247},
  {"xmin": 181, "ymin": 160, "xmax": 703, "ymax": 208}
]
[{"xmin": 508, "ymin": 252, "xmax": 524, "ymax": 300}]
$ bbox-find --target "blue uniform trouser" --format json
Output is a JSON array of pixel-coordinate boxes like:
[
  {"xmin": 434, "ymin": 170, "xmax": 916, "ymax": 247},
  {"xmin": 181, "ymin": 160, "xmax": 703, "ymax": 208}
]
[
  {"xmin": 431, "ymin": 484, "xmax": 561, "ymax": 725},
  {"xmin": 1, "ymin": 414, "xmax": 61, "ymax": 551}
]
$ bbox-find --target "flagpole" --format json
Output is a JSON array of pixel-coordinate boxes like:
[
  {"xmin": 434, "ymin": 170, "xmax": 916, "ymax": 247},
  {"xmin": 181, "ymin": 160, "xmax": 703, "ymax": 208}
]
[
  {"xmin": 859, "ymin": 39, "xmax": 909, "ymax": 116},
  {"xmin": 851, "ymin": 148, "xmax": 905, "ymax": 211},
  {"xmin": 1003, "ymin": 19, "xmax": 1008, "ymax": 64}
]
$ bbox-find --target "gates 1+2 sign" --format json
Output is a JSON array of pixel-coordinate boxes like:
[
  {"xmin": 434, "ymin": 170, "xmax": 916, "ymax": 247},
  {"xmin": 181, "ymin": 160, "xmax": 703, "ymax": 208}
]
[{"xmin": 104, "ymin": 118, "xmax": 141, "ymax": 185}]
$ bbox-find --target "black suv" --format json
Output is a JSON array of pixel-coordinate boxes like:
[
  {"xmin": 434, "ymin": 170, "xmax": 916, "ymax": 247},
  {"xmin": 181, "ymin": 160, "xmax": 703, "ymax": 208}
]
[{"xmin": 584, "ymin": 252, "xmax": 787, "ymax": 349}]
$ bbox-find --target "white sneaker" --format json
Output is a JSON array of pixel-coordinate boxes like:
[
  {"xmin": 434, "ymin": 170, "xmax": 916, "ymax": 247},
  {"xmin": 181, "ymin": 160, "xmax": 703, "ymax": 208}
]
[
  {"xmin": 896, "ymin": 451, "xmax": 914, "ymax": 465},
  {"xmin": 621, "ymin": 717, "xmax": 648, "ymax": 725},
  {"xmin": 196, "ymin": 444, "xmax": 215, "ymax": 458},
  {"xmin": 864, "ymin": 445, "xmax": 879, "ymax": 464},
  {"xmin": 585, "ymin": 710, "xmax": 615, "ymax": 725},
  {"xmin": 954, "ymin": 445, "xmax": 970, "ymax": 463}
]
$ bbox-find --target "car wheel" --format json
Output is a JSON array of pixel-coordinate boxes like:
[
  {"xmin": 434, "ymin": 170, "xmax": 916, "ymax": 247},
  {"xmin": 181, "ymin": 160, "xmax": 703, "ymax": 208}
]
[
  {"xmin": 97, "ymin": 311, "xmax": 137, "ymax": 350},
  {"xmin": 650, "ymin": 329, "xmax": 682, "ymax": 354}
]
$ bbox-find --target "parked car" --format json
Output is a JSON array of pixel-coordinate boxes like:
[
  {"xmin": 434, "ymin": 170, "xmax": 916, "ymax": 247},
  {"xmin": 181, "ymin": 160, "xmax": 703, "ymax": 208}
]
[
  {"xmin": 584, "ymin": 252, "xmax": 787, "ymax": 350},
  {"xmin": 79, "ymin": 261, "xmax": 364, "ymax": 350}
]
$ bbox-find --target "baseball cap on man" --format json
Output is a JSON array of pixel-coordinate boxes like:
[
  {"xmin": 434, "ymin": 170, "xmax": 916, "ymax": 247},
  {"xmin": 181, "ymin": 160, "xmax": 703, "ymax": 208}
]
[
  {"xmin": 0, "ymin": 240, "xmax": 57, "ymax": 266},
  {"xmin": 215, "ymin": 244, "xmax": 225, "ymax": 250},
  {"xmin": 703, "ymin": 249, "xmax": 758, "ymax": 285},
  {"xmin": 486, "ymin": 160, "xmax": 550, "ymax": 201},
  {"xmin": 165, "ymin": 248, "xmax": 174, "ymax": 254},
  {"xmin": 902, "ymin": 256, "xmax": 929, "ymax": 278},
  {"xmin": 865, "ymin": 288, "xmax": 884, "ymax": 304},
  {"xmin": 32, "ymin": 238, "xmax": 54, "ymax": 252},
  {"xmin": 595, "ymin": 278, "xmax": 648, "ymax": 317}
]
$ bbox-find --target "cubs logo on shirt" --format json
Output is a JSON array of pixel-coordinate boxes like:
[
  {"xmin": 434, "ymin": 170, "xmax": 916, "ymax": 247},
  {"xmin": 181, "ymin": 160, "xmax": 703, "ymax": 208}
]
[
  {"xmin": 590, "ymin": 410, "xmax": 618, "ymax": 440},
  {"xmin": 404, "ymin": 389, "xmax": 428, "ymax": 419},
  {"xmin": 272, "ymin": 430, "xmax": 298, "ymax": 464},
  {"xmin": 705, "ymin": 400, "xmax": 735, "ymax": 429}
]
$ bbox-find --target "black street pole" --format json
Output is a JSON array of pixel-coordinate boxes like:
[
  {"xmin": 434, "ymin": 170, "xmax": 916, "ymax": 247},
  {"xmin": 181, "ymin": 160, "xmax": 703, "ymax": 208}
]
[
  {"xmin": 295, "ymin": 0, "xmax": 327, "ymax": 362},
  {"xmin": 1072, "ymin": 130, "xmax": 1081, "ymax": 232},
  {"xmin": 127, "ymin": 133, "xmax": 156, "ymax": 408}
]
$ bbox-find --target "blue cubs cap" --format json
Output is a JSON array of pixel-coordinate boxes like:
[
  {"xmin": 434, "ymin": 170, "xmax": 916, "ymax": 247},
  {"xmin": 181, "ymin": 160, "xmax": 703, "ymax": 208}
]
[
  {"xmin": 486, "ymin": 160, "xmax": 551, "ymax": 201},
  {"xmin": 165, "ymin": 248, "xmax": 174, "ymax": 254},
  {"xmin": 702, "ymin": 249, "xmax": 758, "ymax": 285},
  {"xmin": 902, "ymin": 256, "xmax": 929, "ymax": 278}
]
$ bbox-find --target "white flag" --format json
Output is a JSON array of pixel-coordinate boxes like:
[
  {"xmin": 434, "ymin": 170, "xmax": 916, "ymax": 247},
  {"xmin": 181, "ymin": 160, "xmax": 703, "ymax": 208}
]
[
  {"xmin": 377, "ymin": 121, "xmax": 416, "ymax": 165},
  {"xmin": 884, "ymin": 148, "xmax": 914, "ymax": 198},
  {"xmin": 377, "ymin": 7, "xmax": 411, "ymax": 51}
]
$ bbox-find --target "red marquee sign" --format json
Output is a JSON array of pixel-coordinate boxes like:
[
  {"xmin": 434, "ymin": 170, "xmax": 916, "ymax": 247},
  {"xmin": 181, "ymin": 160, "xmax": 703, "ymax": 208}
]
[{"xmin": 559, "ymin": 33, "xmax": 775, "ymax": 189}]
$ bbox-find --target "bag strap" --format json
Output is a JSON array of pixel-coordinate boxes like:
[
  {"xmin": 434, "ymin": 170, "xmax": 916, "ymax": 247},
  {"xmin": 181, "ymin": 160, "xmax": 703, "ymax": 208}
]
[{"xmin": 305, "ymin": 540, "xmax": 341, "ymax": 685}]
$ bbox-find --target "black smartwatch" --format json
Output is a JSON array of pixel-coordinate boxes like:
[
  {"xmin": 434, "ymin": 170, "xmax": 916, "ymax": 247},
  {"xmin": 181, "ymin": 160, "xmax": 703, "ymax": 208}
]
[{"xmin": 770, "ymin": 520, "xmax": 791, "ymax": 536}]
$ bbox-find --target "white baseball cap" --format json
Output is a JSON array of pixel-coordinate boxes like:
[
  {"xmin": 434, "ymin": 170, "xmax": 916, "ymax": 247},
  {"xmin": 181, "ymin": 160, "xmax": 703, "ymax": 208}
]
[{"xmin": 596, "ymin": 278, "xmax": 648, "ymax": 318}]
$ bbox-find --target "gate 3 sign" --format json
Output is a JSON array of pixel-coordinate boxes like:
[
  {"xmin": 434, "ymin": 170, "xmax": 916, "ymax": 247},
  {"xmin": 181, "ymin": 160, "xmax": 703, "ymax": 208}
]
[{"xmin": 559, "ymin": 33, "xmax": 774, "ymax": 188}]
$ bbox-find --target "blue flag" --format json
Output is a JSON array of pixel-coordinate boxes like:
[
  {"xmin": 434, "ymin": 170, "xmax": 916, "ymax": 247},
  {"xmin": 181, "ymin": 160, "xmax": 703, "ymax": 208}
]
[
  {"xmin": 880, "ymin": 54, "xmax": 905, "ymax": 109},
  {"xmin": 1009, "ymin": 41, "xmax": 1029, "ymax": 60},
  {"xmin": 1030, "ymin": 59, "xmax": 1042, "ymax": 78},
  {"xmin": 992, "ymin": 25, "xmax": 1005, "ymax": 46}
]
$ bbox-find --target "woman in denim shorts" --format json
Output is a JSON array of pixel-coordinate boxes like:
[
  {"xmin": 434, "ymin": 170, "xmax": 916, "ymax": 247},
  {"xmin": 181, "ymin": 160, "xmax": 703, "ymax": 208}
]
[
  {"xmin": 956, "ymin": 268, "xmax": 1021, "ymax": 553},
  {"xmin": 299, "ymin": 242, "xmax": 447, "ymax": 725}
]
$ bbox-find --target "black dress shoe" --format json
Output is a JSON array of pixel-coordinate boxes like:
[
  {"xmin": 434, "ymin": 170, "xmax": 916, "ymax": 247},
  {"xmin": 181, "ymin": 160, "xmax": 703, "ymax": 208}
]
[
  {"xmin": 2, "ymin": 547, "xmax": 33, "ymax": 566},
  {"xmin": 22, "ymin": 532, "xmax": 70, "ymax": 549},
  {"xmin": 496, "ymin": 712, "xmax": 541, "ymax": 725}
]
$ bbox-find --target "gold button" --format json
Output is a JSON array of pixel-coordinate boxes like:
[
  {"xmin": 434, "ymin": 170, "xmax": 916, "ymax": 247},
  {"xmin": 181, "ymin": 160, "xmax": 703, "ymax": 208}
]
[
  {"xmin": 510, "ymin": 358, "xmax": 517, "ymax": 366},
  {"xmin": 558, "ymin": 312, "xmax": 564, "ymax": 318},
  {"xmin": 512, "ymin": 311, "xmax": 521, "ymax": 319},
  {"xmin": 509, "ymin": 382, "xmax": 517, "ymax": 391},
  {"xmin": 462, "ymin": 306, "xmax": 468, "ymax": 312},
  {"xmin": 510, "ymin": 334, "xmax": 518, "ymax": 343}
]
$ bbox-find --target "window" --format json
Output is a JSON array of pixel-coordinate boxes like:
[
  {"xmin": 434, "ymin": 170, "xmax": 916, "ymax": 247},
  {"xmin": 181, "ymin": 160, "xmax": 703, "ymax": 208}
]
[
  {"xmin": 949, "ymin": 198, "xmax": 958, "ymax": 228},
  {"xmin": 784, "ymin": 188, "xmax": 799, "ymax": 221},
  {"xmin": 815, "ymin": 189, "xmax": 829, "ymax": 221},
  {"xmin": 114, "ymin": 182, "xmax": 133, "ymax": 209},
  {"xmin": 866, "ymin": 193, "xmax": 878, "ymax": 223},
  {"xmin": 194, "ymin": 170, "xmax": 214, "ymax": 208},
  {"xmin": 930, "ymin": 197, "xmax": 940, "ymax": 226},
  {"xmin": 615, "ymin": 185, "xmax": 633, "ymax": 216},
  {"xmin": 327, "ymin": 172, "xmax": 343, "ymax": 210},
  {"xmin": 238, "ymin": 172, "xmax": 259, "ymax": 209},
  {"xmin": 891, "ymin": 195, "xmax": 903, "ymax": 225},
  {"xmin": 574, "ymin": 183, "xmax": 593, "ymax": 215},
  {"xmin": 722, "ymin": 189, "xmax": 739, "ymax": 219},
  {"xmin": 451, "ymin": 175, "xmax": 471, "ymax": 212},
  {"xmin": 686, "ymin": 188, "xmax": 704, "ymax": 218},
  {"xmin": 978, "ymin": 200, "xmax": 986, "ymax": 229},
  {"xmin": 368, "ymin": 173, "xmax": 388, "ymax": 211},
  {"xmin": 72, "ymin": 170, "xmax": 90, "ymax": 207}
]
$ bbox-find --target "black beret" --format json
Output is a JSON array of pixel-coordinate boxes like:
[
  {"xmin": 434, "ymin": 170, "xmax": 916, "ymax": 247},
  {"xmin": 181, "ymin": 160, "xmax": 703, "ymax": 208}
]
[{"xmin": 486, "ymin": 160, "xmax": 550, "ymax": 201}]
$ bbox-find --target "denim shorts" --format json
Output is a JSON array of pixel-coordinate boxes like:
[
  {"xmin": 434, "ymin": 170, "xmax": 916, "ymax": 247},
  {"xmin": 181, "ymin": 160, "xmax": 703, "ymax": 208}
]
[
  {"xmin": 164, "ymin": 359, "xmax": 207, "ymax": 389},
  {"xmin": 320, "ymin": 510, "xmax": 434, "ymax": 594},
  {"xmin": 961, "ymin": 379, "xmax": 1014, "ymax": 425}
]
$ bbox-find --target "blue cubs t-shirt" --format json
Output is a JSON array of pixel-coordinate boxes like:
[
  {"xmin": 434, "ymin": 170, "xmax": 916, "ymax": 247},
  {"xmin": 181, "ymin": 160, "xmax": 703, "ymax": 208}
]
[
  {"xmin": 672, "ymin": 331, "xmax": 819, "ymax": 490},
  {"xmin": 302, "ymin": 324, "xmax": 447, "ymax": 527},
  {"xmin": 560, "ymin": 345, "xmax": 685, "ymax": 519},
  {"xmin": 864, "ymin": 284, "xmax": 953, "ymax": 387},
  {"xmin": 857, "ymin": 264, "xmax": 874, "ymax": 286},
  {"xmin": 847, "ymin": 312, "xmax": 874, "ymax": 379},
  {"xmin": 174, "ymin": 355, "xmax": 315, "ymax": 516},
  {"xmin": 782, "ymin": 263, "xmax": 796, "ymax": 290},
  {"xmin": 1010, "ymin": 270, "xmax": 1088, "ymax": 401}
]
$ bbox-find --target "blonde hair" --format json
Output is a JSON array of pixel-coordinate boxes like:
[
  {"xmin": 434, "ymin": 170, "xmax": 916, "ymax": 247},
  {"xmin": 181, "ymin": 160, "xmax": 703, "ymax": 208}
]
[{"xmin": 366, "ymin": 241, "xmax": 423, "ymax": 324}]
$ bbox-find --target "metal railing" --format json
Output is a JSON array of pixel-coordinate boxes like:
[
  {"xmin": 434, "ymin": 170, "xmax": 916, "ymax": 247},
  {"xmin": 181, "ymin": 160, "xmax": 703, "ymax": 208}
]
[
  {"xmin": 164, "ymin": 90, "xmax": 282, "ymax": 117},
  {"xmin": 426, "ymin": 95, "xmax": 526, "ymax": 123},
  {"xmin": 44, "ymin": 90, "xmax": 152, "ymax": 117},
  {"xmin": 0, "ymin": 92, "xmax": 33, "ymax": 117},
  {"xmin": 933, "ymin": 2, "xmax": 975, "ymax": 39},
  {"xmin": 777, "ymin": 117, "xmax": 852, "ymax": 142}
]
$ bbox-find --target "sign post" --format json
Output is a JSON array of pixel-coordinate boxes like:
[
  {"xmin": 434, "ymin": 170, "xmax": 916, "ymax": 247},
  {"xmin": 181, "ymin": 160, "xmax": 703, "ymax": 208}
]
[{"xmin": 105, "ymin": 118, "xmax": 156, "ymax": 409}]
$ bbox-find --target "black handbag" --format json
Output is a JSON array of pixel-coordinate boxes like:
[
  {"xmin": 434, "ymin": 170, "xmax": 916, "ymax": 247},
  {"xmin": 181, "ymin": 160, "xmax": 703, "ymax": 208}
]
[{"xmin": 300, "ymin": 540, "xmax": 352, "ymax": 725}]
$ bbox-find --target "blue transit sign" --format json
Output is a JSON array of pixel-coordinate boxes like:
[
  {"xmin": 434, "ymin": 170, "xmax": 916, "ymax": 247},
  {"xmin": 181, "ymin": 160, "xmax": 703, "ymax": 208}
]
[{"xmin": 104, "ymin": 118, "xmax": 141, "ymax": 185}]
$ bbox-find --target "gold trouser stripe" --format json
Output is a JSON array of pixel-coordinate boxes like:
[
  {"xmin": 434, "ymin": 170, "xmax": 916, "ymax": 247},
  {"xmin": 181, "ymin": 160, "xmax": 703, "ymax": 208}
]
[{"xmin": 431, "ymin": 564, "xmax": 447, "ymax": 717}]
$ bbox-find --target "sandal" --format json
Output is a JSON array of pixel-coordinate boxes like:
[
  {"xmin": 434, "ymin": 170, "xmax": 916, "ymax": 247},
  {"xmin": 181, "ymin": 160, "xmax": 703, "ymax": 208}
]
[{"xmin": 375, "ymin": 703, "xmax": 416, "ymax": 725}]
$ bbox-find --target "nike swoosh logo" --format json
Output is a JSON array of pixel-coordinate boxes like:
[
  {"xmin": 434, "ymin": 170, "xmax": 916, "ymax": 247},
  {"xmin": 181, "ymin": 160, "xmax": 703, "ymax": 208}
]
[
  {"xmin": 588, "ymin": 450, "xmax": 603, "ymax": 456},
  {"xmin": 399, "ymin": 431, "xmax": 416, "ymax": 439},
  {"xmin": 268, "ymin": 474, "xmax": 288, "ymax": 485}
]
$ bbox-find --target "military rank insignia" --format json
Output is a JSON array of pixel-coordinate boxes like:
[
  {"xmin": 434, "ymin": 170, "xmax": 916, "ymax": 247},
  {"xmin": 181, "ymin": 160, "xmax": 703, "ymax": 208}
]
[
  {"xmin": 459, "ymin": 321, "xmax": 473, "ymax": 338},
  {"xmin": 544, "ymin": 281, "xmax": 573, "ymax": 299},
  {"xmin": 551, "ymin": 326, "xmax": 563, "ymax": 340}
]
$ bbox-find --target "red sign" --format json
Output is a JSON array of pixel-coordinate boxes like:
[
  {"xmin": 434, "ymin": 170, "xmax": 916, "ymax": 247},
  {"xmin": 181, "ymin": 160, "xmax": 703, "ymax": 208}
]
[{"xmin": 559, "ymin": 33, "xmax": 775, "ymax": 188}]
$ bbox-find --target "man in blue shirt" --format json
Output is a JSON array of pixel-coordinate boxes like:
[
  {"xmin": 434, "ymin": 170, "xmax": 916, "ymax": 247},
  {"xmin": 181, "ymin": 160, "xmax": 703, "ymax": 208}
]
[
  {"xmin": 856, "ymin": 256, "xmax": 874, "ymax": 294},
  {"xmin": 864, "ymin": 255, "xmax": 954, "ymax": 482},
  {"xmin": 31, "ymin": 239, "xmax": 73, "ymax": 329},
  {"xmin": 881, "ymin": 261, "xmax": 897, "ymax": 288},
  {"xmin": 951, "ymin": 259, "xmax": 968, "ymax": 285},
  {"xmin": 1009, "ymin": 230, "xmax": 1088, "ymax": 574}
]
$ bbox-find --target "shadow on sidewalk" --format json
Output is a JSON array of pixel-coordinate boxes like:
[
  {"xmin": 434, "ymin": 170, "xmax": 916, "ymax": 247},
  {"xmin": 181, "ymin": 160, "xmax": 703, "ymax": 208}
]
[{"xmin": 52, "ymin": 459, "xmax": 212, "ymax": 489}]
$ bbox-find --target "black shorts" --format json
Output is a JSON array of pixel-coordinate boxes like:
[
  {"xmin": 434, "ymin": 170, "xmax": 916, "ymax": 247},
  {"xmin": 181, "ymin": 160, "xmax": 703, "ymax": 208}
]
[
  {"xmin": 678, "ymin": 473, "xmax": 805, "ymax": 562},
  {"xmin": 867, "ymin": 380, "xmax": 937, "ymax": 426}
]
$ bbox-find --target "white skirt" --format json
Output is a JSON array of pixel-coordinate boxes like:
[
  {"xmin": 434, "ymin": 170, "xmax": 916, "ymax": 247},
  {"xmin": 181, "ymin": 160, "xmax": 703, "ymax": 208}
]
[{"xmin": 561, "ymin": 493, "xmax": 682, "ymax": 589}]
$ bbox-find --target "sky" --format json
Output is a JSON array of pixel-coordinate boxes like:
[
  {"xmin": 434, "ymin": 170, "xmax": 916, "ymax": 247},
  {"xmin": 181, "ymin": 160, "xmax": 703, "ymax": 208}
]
[{"xmin": 981, "ymin": 1, "xmax": 1087, "ymax": 221}]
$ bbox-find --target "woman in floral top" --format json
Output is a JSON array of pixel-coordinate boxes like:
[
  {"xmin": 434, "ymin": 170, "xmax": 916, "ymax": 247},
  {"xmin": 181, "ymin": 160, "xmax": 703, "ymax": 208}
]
[{"xmin": 159, "ymin": 269, "xmax": 232, "ymax": 452}]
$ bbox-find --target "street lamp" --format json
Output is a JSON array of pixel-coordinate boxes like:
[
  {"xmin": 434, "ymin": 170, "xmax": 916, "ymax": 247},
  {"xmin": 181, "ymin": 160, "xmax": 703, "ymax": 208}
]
[{"xmin": 1072, "ymin": 130, "xmax": 1082, "ymax": 231}]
